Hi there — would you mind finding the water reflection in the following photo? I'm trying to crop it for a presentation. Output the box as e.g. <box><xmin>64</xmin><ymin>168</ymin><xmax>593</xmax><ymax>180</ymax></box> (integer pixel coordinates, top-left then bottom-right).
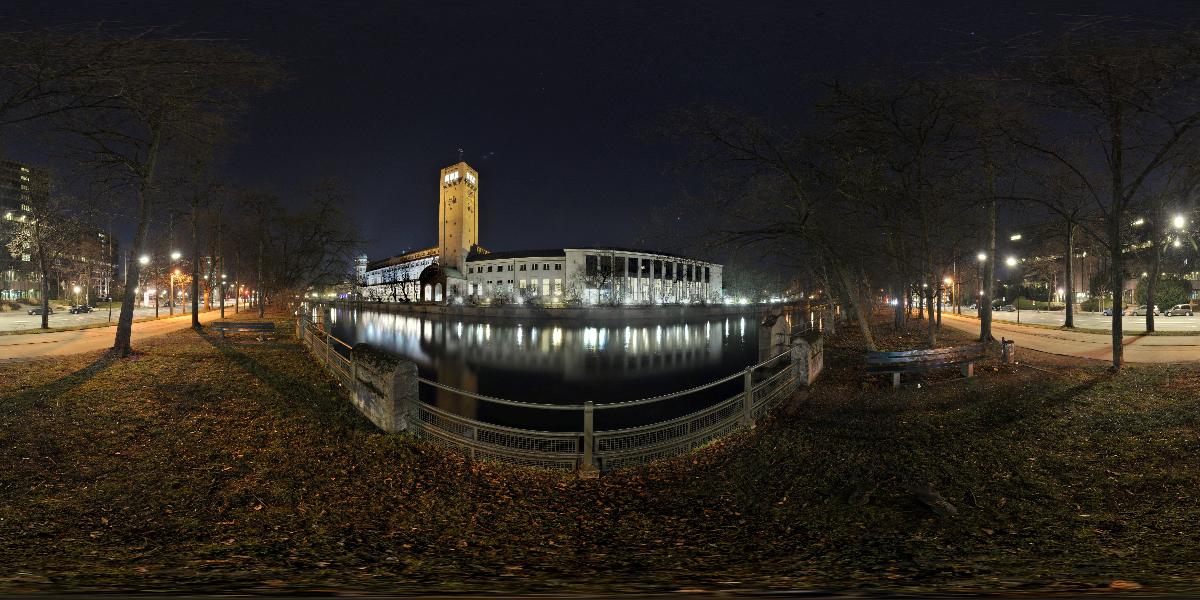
<box><xmin>321</xmin><ymin>306</ymin><xmax>766</xmax><ymax>430</ymax></box>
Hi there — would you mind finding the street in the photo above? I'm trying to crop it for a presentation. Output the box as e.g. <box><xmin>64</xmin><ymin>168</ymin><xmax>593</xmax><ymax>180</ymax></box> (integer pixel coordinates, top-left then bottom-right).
<box><xmin>962</xmin><ymin>308</ymin><xmax>1200</xmax><ymax>332</ymax></box>
<box><xmin>0</xmin><ymin>302</ymin><xmax>238</xmax><ymax>332</ymax></box>
<box><xmin>0</xmin><ymin>309</ymin><xmax>223</xmax><ymax>361</ymax></box>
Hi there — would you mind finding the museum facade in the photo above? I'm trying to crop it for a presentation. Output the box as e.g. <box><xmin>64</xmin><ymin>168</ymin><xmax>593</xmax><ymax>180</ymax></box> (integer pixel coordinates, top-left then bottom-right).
<box><xmin>357</xmin><ymin>161</ymin><xmax>722</xmax><ymax>305</ymax></box>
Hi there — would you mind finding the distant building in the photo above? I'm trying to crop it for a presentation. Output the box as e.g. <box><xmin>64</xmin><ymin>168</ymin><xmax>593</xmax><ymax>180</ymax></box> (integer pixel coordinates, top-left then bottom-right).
<box><xmin>0</xmin><ymin>158</ymin><xmax>116</xmax><ymax>301</ymax></box>
<box><xmin>359</xmin><ymin>161</ymin><xmax>723</xmax><ymax>305</ymax></box>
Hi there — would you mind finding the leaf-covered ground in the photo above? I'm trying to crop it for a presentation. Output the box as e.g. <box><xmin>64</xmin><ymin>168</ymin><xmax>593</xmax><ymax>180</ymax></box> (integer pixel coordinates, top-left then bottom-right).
<box><xmin>1</xmin><ymin>313</ymin><xmax>1198</xmax><ymax>594</ymax></box>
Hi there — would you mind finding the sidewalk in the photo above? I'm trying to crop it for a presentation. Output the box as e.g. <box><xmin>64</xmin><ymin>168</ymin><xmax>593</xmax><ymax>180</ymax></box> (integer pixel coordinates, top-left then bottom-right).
<box><xmin>940</xmin><ymin>313</ymin><xmax>1200</xmax><ymax>364</ymax></box>
<box><xmin>0</xmin><ymin>309</ymin><xmax>223</xmax><ymax>362</ymax></box>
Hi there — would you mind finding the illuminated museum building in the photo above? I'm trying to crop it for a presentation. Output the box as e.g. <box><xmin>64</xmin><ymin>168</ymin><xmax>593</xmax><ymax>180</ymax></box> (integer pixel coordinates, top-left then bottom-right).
<box><xmin>357</xmin><ymin>161</ymin><xmax>723</xmax><ymax>305</ymax></box>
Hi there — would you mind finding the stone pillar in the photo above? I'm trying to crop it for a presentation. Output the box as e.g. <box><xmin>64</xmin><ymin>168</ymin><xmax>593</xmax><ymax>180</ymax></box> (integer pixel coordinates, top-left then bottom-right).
<box><xmin>791</xmin><ymin>334</ymin><xmax>824</xmax><ymax>386</ymax></box>
<box><xmin>758</xmin><ymin>312</ymin><xmax>791</xmax><ymax>363</ymax></box>
<box><xmin>349</xmin><ymin>344</ymin><xmax>420</xmax><ymax>432</ymax></box>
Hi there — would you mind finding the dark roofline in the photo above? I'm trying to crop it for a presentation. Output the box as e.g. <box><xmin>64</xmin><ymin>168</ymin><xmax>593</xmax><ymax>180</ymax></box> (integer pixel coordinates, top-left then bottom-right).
<box><xmin>467</xmin><ymin>248</ymin><xmax>565</xmax><ymax>261</ymax></box>
<box><xmin>366</xmin><ymin>246</ymin><xmax>437</xmax><ymax>271</ymax></box>
<box><xmin>565</xmin><ymin>246</ymin><xmax>717</xmax><ymax>263</ymax></box>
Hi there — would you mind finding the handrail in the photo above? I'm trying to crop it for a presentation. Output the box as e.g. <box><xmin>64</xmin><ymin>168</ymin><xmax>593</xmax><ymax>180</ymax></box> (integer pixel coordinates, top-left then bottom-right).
<box><xmin>297</xmin><ymin>312</ymin><xmax>796</xmax><ymax>412</ymax></box>
<box><xmin>416</xmin><ymin>378</ymin><xmax>585</xmax><ymax>411</ymax></box>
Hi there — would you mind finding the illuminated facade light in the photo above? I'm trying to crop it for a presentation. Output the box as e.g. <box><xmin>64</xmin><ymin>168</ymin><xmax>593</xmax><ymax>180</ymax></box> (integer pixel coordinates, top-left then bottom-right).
<box><xmin>1009</xmin><ymin>233</ymin><xmax>1022</xmax><ymax>241</ymax></box>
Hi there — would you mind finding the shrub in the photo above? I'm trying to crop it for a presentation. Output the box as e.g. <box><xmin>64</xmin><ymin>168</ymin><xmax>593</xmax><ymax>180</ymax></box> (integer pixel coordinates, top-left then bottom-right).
<box><xmin>1135</xmin><ymin>276</ymin><xmax>1191</xmax><ymax>311</ymax></box>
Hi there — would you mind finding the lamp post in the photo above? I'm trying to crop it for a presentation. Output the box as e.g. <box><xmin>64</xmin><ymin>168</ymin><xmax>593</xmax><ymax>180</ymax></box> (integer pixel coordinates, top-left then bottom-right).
<box><xmin>168</xmin><ymin>251</ymin><xmax>181</xmax><ymax>315</ymax></box>
<box><xmin>72</xmin><ymin>285</ymin><xmax>81</xmax><ymax>306</ymax></box>
<box><xmin>1005</xmin><ymin>256</ymin><xmax>1021</xmax><ymax>324</ymax></box>
<box><xmin>138</xmin><ymin>255</ymin><xmax>151</xmax><ymax>312</ymax></box>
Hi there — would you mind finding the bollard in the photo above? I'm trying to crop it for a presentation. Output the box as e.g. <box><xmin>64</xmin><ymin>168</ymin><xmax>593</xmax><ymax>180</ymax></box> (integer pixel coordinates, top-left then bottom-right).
<box><xmin>580</xmin><ymin>401</ymin><xmax>598</xmax><ymax>476</ymax></box>
<box><xmin>1001</xmin><ymin>337</ymin><xmax>1016</xmax><ymax>364</ymax></box>
<box><xmin>742</xmin><ymin>367</ymin><xmax>755</xmax><ymax>427</ymax></box>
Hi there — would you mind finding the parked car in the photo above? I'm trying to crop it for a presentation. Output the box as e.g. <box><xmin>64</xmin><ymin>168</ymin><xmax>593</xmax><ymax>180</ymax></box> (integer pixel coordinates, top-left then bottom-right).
<box><xmin>1124</xmin><ymin>304</ymin><xmax>1160</xmax><ymax>316</ymax></box>
<box><xmin>1102</xmin><ymin>307</ymin><xmax>1114</xmax><ymax>316</ymax></box>
<box><xmin>1164</xmin><ymin>304</ymin><xmax>1194</xmax><ymax>317</ymax></box>
<box><xmin>69</xmin><ymin>304</ymin><xmax>94</xmax><ymax>314</ymax></box>
<box><xmin>27</xmin><ymin>306</ymin><xmax>54</xmax><ymax>315</ymax></box>
<box><xmin>997</xmin><ymin>304</ymin><xmax>1016</xmax><ymax>312</ymax></box>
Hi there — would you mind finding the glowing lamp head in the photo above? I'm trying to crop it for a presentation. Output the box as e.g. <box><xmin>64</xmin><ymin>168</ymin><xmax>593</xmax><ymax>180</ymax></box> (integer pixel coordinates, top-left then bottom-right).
<box><xmin>977</xmin><ymin>252</ymin><xmax>987</xmax><ymax>262</ymax></box>
<box><xmin>1005</xmin><ymin>257</ymin><xmax>1018</xmax><ymax>267</ymax></box>
<box><xmin>138</xmin><ymin>255</ymin><xmax>149</xmax><ymax>265</ymax></box>
<box><xmin>170</xmin><ymin>251</ymin><xmax>181</xmax><ymax>260</ymax></box>
<box><xmin>1174</xmin><ymin>214</ymin><xmax>1187</xmax><ymax>229</ymax></box>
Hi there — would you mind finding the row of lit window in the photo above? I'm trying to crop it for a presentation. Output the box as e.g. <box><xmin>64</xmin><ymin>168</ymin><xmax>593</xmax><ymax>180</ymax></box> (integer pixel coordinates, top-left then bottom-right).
<box><xmin>442</xmin><ymin>169</ymin><xmax>478</xmax><ymax>186</ymax></box>
<box><xmin>469</xmin><ymin>262</ymin><xmax>562</xmax><ymax>274</ymax></box>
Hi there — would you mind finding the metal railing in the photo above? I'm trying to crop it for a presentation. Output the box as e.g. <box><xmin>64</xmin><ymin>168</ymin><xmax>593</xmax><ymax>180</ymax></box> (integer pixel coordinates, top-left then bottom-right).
<box><xmin>297</xmin><ymin>313</ymin><xmax>807</xmax><ymax>472</ymax></box>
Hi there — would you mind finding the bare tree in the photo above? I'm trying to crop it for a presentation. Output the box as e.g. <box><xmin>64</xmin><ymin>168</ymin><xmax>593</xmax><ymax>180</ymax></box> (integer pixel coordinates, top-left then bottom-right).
<box><xmin>44</xmin><ymin>29</ymin><xmax>281</xmax><ymax>355</ymax></box>
<box><xmin>1</xmin><ymin>190</ymin><xmax>89</xmax><ymax>328</ymax></box>
<box><xmin>1009</xmin><ymin>19</ymin><xmax>1200</xmax><ymax>368</ymax></box>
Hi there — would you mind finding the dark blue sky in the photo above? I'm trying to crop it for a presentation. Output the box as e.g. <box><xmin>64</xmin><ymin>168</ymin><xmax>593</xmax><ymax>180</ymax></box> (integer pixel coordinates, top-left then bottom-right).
<box><xmin>5</xmin><ymin>0</ymin><xmax>1194</xmax><ymax>261</ymax></box>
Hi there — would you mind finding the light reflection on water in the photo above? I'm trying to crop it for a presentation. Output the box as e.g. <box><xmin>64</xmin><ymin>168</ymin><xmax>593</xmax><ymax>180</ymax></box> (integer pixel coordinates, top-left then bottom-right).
<box><xmin>321</xmin><ymin>307</ymin><xmax>766</xmax><ymax>430</ymax></box>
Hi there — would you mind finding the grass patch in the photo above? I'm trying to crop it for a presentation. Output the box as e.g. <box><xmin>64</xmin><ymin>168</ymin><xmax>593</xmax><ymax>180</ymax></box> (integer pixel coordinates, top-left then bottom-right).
<box><xmin>0</xmin><ymin>314</ymin><xmax>1198</xmax><ymax>593</ymax></box>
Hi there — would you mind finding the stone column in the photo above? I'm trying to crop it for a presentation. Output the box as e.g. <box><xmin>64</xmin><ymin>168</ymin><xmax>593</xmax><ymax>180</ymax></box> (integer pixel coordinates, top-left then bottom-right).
<box><xmin>350</xmin><ymin>344</ymin><xmax>420</xmax><ymax>432</ymax></box>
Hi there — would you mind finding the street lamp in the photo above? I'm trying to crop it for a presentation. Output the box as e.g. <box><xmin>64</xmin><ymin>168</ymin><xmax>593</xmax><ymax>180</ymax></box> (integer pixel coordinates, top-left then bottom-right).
<box><xmin>170</xmin><ymin>268</ymin><xmax>181</xmax><ymax>316</ymax></box>
<box><xmin>1009</xmin><ymin>233</ymin><xmax>1022</xmax><ymax>241</ymax></box>
<box><xmin>170</xmin><ymin>251</ymin><xmax>181</xmax><ymax>261</ymax></box>
<box><xmin>72</xmin><ymin>285</ymin><xmax>81</xmax><ymax>305</ymax></box>
<box><xmin>1173</xmin><ymin>214</ymin><xmax>1186</xmax><ymax>230</ymax></box>
<box><xmin>1006</xmin><ymin>256</ymin><xmax>1018</xmax><ymax>267</ymax></box>
<box><xmin>138</xmin><ymin>255</ymin><xmax>149</xmax><ymax>265</ymax></box>
<box><xmin>977</xmin><ymin>252</ymin><xmax>987</xmax><ymax>262</ymax></box>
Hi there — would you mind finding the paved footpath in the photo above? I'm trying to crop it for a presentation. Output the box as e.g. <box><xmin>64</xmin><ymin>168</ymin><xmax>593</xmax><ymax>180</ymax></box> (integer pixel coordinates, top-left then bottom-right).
<box><xmin>941</xmin><ymin>313</ymin><xmax>1200</xmax><ymax>364</ymax></box>
<box><xmin>0</xmin><ymin>310</ymin><xmax>223</xmax><ymax>362</ymax></box>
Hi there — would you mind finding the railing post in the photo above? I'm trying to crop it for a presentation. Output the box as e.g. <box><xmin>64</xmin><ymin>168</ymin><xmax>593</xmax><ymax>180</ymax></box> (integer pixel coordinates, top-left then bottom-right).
<box><xmin>581</xmin><ymin>401</ymin><xmax>598</xmax><ymax>476</ymax></box>
<box><xmin>741</xmin><ymin>367</ymin><xmax>755</xmax><ymax>428</ymax></box>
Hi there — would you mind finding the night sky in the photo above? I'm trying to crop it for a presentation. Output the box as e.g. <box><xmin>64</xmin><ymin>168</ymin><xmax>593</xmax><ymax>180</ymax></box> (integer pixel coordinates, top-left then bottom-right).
<box><xmin>5</xmin><ymin>1</ymin><xmax>1193</xmax><ymax>262</ymax></box>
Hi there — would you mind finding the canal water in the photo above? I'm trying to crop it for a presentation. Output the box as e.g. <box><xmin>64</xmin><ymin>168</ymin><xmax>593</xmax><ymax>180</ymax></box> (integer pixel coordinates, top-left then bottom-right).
<box><xmin>318</xmin><ymin>305</ymin><xmax>796</xmax><ymax>431</ymax></box>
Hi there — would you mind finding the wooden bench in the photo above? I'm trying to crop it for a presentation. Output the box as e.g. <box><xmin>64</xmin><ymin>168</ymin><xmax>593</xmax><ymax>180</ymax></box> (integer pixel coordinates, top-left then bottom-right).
<box><xmin>866</xmin><ymin>343</ymin><xmax>986</xmax><ymax>388</ymax></box>
<box><xmin>210</xmin><ymin>321</ymin><xmax>276</xmax><ymax>338</ymax></box>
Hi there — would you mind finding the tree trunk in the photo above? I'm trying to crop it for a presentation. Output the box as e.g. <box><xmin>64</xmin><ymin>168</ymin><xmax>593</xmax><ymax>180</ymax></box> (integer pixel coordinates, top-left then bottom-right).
<box><xmin>1064</xmin><ymin>221</ymin><xmax>1075</xmax><ymax>328</ymax></box>
<box><xmin>257</xmin><ymin>236</ymin><xmax>265</xmax><ymax>319</ymax></box>
<box><xmin>217</xmin><ymin>213</ymin><xmax>225</xmax><ymax>320</ymax></box>
<box><xmin>936</xmin><ymin>282</ymin><xmax>943</xmax><ymax>329</ymax></box>
<box><xmin>113</xmin><ymin>126</ymin><xmax>161</xmax><ymax>357</ymax></box>
<box><xmin>191</xmin><ymin>201</ymin><xmax>201</xmax><ymax>329</ymax></box>
<box><xmin>1109</xmin><ymin>219</ymin><xmax>1124</xmax><ymax>369</ymax></box>
<box><xmin>926</xmin><ymin>285</ymin><xmax>937</xmax><ymax>347</ymax></box>
<box><xmin>981</xmin><ymin>168</ymin><xmax>996</xmax><ymax>342</ymax></box>
<box><xmin>833</xmin><ymin>261</ymin><xmax>874</xmax><ymax>350</ymax></box>
<box><xmin>1146</xmin><ymin>233</ymin><xmax>1161</xmax><ymax>333</ymax></box>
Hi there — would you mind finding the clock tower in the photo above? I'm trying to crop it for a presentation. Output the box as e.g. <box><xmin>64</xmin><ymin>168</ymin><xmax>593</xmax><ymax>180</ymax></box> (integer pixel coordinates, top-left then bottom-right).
<box><xmin>438</xmin><ymin>161</ymin><xmax>479</xmax><ymax>272</ymax></box>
